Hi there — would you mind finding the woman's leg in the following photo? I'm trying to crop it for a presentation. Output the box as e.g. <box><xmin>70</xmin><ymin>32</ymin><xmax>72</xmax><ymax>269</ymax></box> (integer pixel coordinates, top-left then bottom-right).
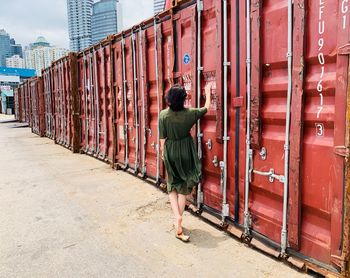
<box><xmin>177</xmin><ymin>194</ymin><xmax>187</xmax><ymax>216</ymax></box>
<box><xmin>169</xmin><ymin>190</ymin><xmax>182</xmax><ymax>234</ymax></box>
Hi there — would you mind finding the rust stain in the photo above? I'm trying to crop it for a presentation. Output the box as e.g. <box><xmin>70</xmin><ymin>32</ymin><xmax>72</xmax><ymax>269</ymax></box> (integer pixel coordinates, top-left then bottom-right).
<box><xmin>341</xmin><ymin>56</ymin><xmax>350</xmax><ymax>278</ymax></box>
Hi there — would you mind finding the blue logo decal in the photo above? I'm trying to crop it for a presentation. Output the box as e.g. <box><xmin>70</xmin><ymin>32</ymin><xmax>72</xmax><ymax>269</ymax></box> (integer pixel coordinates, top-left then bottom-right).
<box><xmin>183</xmin><ymin>53</ymin><xmax>191</xmax><ymax>65</ymax></box>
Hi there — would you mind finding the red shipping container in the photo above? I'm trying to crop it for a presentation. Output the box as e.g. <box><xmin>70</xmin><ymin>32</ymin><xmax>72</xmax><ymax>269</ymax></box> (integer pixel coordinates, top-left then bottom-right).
<box><xmin>42</xmin><ymin>67</ymin><xmax>56</xmax><ymax>139</ymax></box>
<box><xmin>78</xmin><ymin>43</ymin><xmax>114</xmax><ymax>161</ymax></box>
<box><xmin>29</xmin><ymin>77</ymin><xmax>45</xmax><ymax>137</ymax></box>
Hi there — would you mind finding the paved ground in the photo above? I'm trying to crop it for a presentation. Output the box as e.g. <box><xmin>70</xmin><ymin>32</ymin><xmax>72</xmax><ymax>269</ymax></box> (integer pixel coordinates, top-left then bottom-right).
<box><xmin>0</xmin><ymin>114</ymin><xmax>310</xmax><ymax>278</ymax></box>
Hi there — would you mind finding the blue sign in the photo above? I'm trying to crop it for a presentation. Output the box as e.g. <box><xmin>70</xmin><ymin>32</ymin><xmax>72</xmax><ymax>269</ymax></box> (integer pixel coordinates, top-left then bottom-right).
<box><xmin>183</xmin><ymin>53</ymin><xmax>191</xmax><ymax>65</ymax></box>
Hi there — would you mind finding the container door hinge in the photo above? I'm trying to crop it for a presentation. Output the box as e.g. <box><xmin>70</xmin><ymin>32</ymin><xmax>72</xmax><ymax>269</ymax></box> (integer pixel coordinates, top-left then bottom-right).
<box><xmin>334</xmin><ymin>146</ymin><xmax>350</xmax><ymax>158</ymax></box>
<box><xmin>198</xmin><ymin>190</ymin><xmax>204</xmax><ymax>204</ymax></box>
<box><xmin>222</xmin><ymin>203</ymin><xmax>229</xmax><ymax>217</ymax></box>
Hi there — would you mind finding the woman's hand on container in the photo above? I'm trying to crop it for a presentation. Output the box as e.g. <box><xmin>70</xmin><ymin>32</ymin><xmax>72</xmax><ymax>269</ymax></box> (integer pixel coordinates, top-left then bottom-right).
<box><xmin>204</xmin><ymin>82</ymin><xmax>212</xmax><ymax>110</ymax></box>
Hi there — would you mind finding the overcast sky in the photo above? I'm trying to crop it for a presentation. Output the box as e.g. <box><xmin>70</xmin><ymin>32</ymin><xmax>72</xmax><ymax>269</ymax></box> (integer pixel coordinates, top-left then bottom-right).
<box><xmin>0</xmin><ymin>0</ymin><xmax>154</xmax><ymax>49</ymax></box>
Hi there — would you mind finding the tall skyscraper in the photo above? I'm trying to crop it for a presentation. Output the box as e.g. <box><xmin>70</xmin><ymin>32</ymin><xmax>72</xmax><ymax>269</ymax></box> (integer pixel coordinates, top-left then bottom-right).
<box><xmin>154</xmin><ymin>0</ymin><xmax>166</xmax><ymax>14</ymax></box>
<box><xmin>91</xmin><ymin>0</ymin><xmax>121</xmax><ymax>44</ymax></box>
<box><xmin>0</xmin><ymin>29</ymin><xmax>11</xmax><ymax>67</ymax></box>
<box><xmin>67</xmin><ymin>0</ymin><xmax>94</xmax><ymax>52</ymax></box>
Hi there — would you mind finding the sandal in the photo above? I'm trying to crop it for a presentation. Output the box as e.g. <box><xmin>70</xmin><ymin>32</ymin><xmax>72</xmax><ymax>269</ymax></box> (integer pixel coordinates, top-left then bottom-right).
<box><xmin>176</xmin><ymin>232</ymin><xmax>190</xmax><ymax>242</ymax></box>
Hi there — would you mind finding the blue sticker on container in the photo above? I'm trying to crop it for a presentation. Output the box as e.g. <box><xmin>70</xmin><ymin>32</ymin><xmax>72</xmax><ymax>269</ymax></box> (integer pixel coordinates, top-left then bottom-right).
<box><xmin>183</xmin><ymin>53</ymin><xmax>191</xmax><ymax>65</ymax></box>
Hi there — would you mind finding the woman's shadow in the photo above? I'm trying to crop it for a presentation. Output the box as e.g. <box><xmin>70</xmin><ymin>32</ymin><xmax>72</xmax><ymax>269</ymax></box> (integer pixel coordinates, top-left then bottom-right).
<box><xmin>182</xmin><ymin>227</ymin><xmax>228</xmax><ymax>249</ymax></box>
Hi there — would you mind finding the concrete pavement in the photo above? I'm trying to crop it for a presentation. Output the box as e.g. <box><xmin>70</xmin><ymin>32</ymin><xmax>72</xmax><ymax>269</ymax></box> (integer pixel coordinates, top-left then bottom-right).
<box><xmin>0</xmin><ymin>114</ymin><xmax>310</xmax><ymax>278</ymax></box>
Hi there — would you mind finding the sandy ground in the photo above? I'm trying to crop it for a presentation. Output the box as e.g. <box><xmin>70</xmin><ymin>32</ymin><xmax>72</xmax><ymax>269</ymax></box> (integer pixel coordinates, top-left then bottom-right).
<box><xmin>0</xmin><ymin>114</ymin><xmax>310</xmax><ymax>278</ymax></box>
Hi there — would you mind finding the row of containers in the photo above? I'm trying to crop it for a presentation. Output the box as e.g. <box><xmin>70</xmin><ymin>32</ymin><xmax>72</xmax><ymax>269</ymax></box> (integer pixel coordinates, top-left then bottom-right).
<box><xmin>14</xmin><ymin>0</ymin><xmax>350</xmax><ymax>276</ymax></box>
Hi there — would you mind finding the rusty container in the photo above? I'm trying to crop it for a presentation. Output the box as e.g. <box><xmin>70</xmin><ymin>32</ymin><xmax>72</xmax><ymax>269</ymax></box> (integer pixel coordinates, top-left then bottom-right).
<box><xmin>46</xmin><ymin>54</ymin><xmax>80</xmax><ymax>152</ymax></box>
<box><xmin>29</xmin><ymin>77</ymin><xmax>46</xmax><ymax>137</ymax></box>
<box><xmin>231</xmin><ymin>0</ymin><xmax>350</xmax><ymax>276</ymax></box>
<box><xmin>77</xmin><ymin>42</ymin><xmax>114</xmax><ymax>162</ymax></box>
<box><xmin>14</xmin><ymin>87</ymin><xmax>21</xmax><ymax>122</ymax></box>
<box><xmin>22</xmin><ymin>81</ymin><xmax>32</xmax><ymax>126</ymax></box>
<box><xmin>15</xmin><ymin>0</ymin><xmax>350</xmax><ymax>276</ymax></box>
<box><xmin>42</xmin><ymin>67</ymin><xmax>56</xmax><ymax>139</ymax></box>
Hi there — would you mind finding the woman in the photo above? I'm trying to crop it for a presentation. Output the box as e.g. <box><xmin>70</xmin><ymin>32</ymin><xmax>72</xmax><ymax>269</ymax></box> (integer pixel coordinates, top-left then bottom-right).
<box><xmin>159</xmin><ymin>83</ymin><xmax>212</xmax><ymax>242</ymax></box>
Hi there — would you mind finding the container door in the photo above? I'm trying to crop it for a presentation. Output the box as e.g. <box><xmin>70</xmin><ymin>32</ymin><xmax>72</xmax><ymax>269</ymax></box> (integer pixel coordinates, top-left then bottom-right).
<box><xmin>199</xmin><ymin>0</ymin><xmax>227</xmax><ymax>214</ymax></box>
<box><xmin>125</xmin><ymin>36</ymin><xmax>137</xmax><ymax>171</ymax></box>
<box><xmin>104</xmin><ymin>44</ymin><xmax>114</xmax><ymax>163</ymax></box>
<box><xmin>115</xmin><ymin>41</ymin><xmax>128</xmax><ymax>168</ymax></box>
<box><xmin>244</xmin><ymin>0</ymin><xmax>348</xmax><ymax>268</ymax></box>
<box><xmin>94</xmin><ymin>46</ymin><xmax>110</xmax><ymax>160</ymax></box>
<box><xmin>172</xmin><ymin>4</ymin><xmax>197</xmax><ymax>193</ymax></box>
<box><xmin>142</xmin><ymin>24</ymin><xmax>163</xmax><ymax>181</ymax></box>
<box><xmin>295</xmin><ymin>0</ymin><xmax>348</xmax><ymax>266</ymax></box>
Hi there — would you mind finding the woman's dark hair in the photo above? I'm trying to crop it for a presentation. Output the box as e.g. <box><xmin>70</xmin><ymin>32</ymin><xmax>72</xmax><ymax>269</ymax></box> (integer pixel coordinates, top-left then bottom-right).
<box><xmin>166</xmin><ymin>84</ymin><xmax>187</xmax><ymax>111</ymax></box>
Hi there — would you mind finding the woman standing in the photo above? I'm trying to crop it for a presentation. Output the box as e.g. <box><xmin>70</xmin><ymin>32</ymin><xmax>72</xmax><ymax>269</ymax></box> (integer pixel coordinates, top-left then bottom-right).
<box><xmin>159</xmin><ymin>83</ymin><xmax>212</xmax><ymax>242</ymax></box>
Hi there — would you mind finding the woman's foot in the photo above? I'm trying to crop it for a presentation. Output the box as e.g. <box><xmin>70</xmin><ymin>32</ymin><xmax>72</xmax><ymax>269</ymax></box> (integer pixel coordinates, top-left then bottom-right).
<box><xmin>174</xmin><ymin>216</ymin><xmax>183</xmax><ymax>235</ymax></box>
<box><xmin>175</xmin><ymin>231</ymin><xmax>190</xmax><ymax>242</ymax></box>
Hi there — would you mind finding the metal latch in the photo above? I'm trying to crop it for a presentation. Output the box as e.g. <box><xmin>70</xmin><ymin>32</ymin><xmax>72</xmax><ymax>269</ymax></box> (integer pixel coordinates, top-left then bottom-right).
<box><xmin>206</xmin><ymin>139</ymin><xmax>212</xmax><ymax>150</ymax></box>
<box><xmin>334</xmin><ymin>146</ymin><xmax>350</xmax><ymax>158</ymax></box>
<box><xmin>259</xmin><ymin>147</ymin><xmax>267</xmax><ymax>160</ymax></box>
<box><xmin>253</xmin><ymin>168</ymin><xmax>285</xmax><ymax>183</ymax></box>
<box><xmin>212</xmin><ymin>155</ymin><xmax>218</xmax><ymax>167</ymax></box>
<box><xmin>338</xmin><ymin>43</ymin><xmax>350</xmax><ymax>55</ymax></box>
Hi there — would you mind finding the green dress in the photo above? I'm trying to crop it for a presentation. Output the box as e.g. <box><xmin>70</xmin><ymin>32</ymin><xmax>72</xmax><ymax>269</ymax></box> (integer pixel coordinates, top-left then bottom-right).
<box><xmin>159</xmin><ymin>107</ymin><xmax>208</xmax><ymax>195</ymax></box>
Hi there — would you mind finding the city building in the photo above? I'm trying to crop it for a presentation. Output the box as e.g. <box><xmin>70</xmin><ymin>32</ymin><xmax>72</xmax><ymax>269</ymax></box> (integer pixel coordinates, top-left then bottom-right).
<box><xmin>91</xmin><ymin>0</ymin><xmax>121</xmax><ymax>44</ymax></box>
<box><xmin>30</xmin><ymin>36</ymin><xmax>50</xmax><ymax>49</ymax></box>
<box><xmin>6</xmin><ymin>55</ymin><xmax>25</xmax><ymax>68</ymax></box>
<box><xmin>154</xmin><ymin>0</ymin><xmax>166</xmax><ymax>14</ymax></box>
<box><xmin>0</xmin><ymin>87</ymin><xmax>14</xmax><ymax>115</ymax></box>
<box><xmin>67</xmin><ymin>0</ymin><xmax>94</xmax><ymax>51</ymax></box>
<box><xmin>0</xmin><ymin>66</ymin><xmax>35</xmax><ymax>114</ymax></box>
<box><xmin>0</xmin><ymin>29</ymin><xmax>11</xmax><ymax>67</ymax></box>
<box><xmin>0</xmin><ymin>30</ymin><xmax>24</xmax><ymax>67</ymax></box>
<box><xmin>24</xmin><ymin>37</ymin><xmax>69</xmax><ymax>76</ymax></box>
<box><xmin>0</xmin><ymin>67</ymin><xmax>35</xmax><ymax>91</ymax></box>
<box><xmin>10</xmin><ymin>38</ymin><xmax>23</xmax><ymax>58</ymax></box>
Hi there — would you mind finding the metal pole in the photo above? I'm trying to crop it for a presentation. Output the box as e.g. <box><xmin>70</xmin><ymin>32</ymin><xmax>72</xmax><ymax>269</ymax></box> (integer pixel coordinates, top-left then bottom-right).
<box><xmin>59</xmin><ymin>64</ymin><xmax>64</xmax><ymax>143</ymax></box>
<box><xmin>244</xmin><ymin>0</ymin><xmax>252</xmax><ymax>235</ymax></box>
<box><xmin>89</xmin><ymin>53</ymin><xmax>95</xmax><ymax>153</ymax></box>
<box><xmin>93</xmin><ymin>49</ymin><xmax>100</xmax><ymax>154</ymax></box>
<box><xmin>132</xmin><ymin>33</ymin><xmax>140</xmax><ymax>172</ymax></box>
<box><xmin>61</xmin><ymin>64</ymin><xmax>66</xmax><ymax>146</ymax></box>
<box><xmin>121</xmin><ymin>38</ymin><xmax>129</xmax><ymax>168</ymax></box>
<box><xmin>101</xmin><ymin>46</ymin><xmax>107</xmax><ymax>158</ymax></box>
<box><xmin>139</xmin><ymin>29</ymin><xmax>147</xmax><ymax>176</ymax></box>
<box><xmin>222</xmin><ymin>0</ymin><xmax>230</xmax><ymax>219</ymax></box>
<box><xmin>281</xmin><ymin>0</ymin><xmax>293</xmax><ymax>254</ymax></box>
<box><xmin>154</xmin><ymin>18</ymin><xmax>161</xmax><ymax>182</ymax></box>
<box><xmin>83</xmin><ymin>54</ymin><xmax>89</xmax><ymax>152</ymax></box>
<box><xmin>196</xmin><ymin>0</ymin><xmax>204</xmax><ymax>209</ymax></box>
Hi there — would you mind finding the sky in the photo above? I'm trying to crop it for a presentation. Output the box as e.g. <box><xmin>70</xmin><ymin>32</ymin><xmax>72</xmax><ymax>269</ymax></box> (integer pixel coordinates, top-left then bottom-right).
<box><xmin>0</xmin><ymin>0</ymin><xmax>154</xmax><ymax>49</ymax></box>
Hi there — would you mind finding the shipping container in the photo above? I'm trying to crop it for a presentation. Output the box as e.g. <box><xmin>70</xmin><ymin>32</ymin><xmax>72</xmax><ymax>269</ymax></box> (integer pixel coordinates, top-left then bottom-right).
<box><xmin>47</xmin><ymin>54</ymin><xmax>80</xmax><ymax>152</ymax></box>
<box><xmin>14</xmin><ymin>0</ymin><xmax>350</xmax><ymax>276</ymax></box>
<box><xmin>238</xmin><ymin>0</ymin><xmax>350</xmax><ymax>275</ymax></box>
<box><xmin>29</xmin><ymin>77</ymin><xmax>45</xmax><ymax>137</ymax></box>
<box><xmin>78</xmin><ymin>43</ymin><xmax>113</xmax><ymax>161</ymax></box>
<box><xmin>14</xmin><ymin>87</ymin><xmax>21</xmax><ymax>122</ymax></box>
<box><xmin>42</xmin><ymin>67</ymin><xmax>56</xmax><ymax>139</ymax></box>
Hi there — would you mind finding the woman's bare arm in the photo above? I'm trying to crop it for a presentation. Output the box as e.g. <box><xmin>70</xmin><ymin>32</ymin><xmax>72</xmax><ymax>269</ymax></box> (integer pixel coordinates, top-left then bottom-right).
<box><xmin>160</xmin><ymin>138</ymin><xmax>166</xmax><ymax>160</ymax></box>
<box><xmin>204</xmin><ymin>83</ymin><xmax>212</xmax><ymax>110</ymax></box>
